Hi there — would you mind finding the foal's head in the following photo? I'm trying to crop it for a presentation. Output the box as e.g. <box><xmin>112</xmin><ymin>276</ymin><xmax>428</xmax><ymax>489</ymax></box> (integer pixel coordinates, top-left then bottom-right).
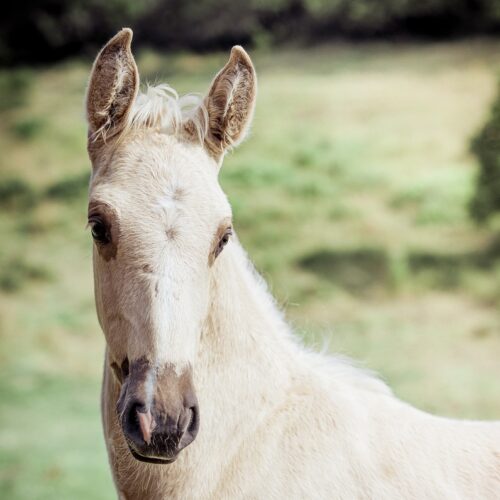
<box><xmin>86</xmin><ymin>29</ymin><xmax>256</xmax><ymax>463</ymax></box>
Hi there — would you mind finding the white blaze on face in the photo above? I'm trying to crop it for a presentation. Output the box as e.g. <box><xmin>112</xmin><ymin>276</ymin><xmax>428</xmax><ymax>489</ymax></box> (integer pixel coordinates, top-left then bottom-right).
<box><xmin>151</xmin><ymin>273</ymin><xmax>205</xmax><ymax>375</ymax></box>
<box><xmin>128</xmin><ymin>178</ymin><xmax>211</xmax><ymax>374</ymax></box>
<box><xmin>157</xmin><ymin>182</ymin><xmax>180</xmax><ymax>214</ymax></box>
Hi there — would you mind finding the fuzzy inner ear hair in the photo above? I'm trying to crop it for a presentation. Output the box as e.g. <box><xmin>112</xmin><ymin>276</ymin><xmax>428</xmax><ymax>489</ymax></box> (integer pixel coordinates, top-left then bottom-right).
<box><xmin>202</xmin><ymin>46</ymin><xmax>257</xmax><ymax>160</ymax></box>
<box><xmin>86</xmin><ymin>28</ymin><xmax>139</xmax><ymax>142</ymax></box>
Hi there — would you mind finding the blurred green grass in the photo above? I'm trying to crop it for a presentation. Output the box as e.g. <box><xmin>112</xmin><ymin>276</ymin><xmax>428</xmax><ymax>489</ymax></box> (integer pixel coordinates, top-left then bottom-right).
<box><xmin>1</xmin><ymin>40</ymin><xmax>500</xmax><ymax>498</ymax></box>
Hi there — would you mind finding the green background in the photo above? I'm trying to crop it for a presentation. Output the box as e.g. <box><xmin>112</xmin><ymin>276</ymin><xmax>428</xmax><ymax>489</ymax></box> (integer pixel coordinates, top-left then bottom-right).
<box><xmin>1</xmin><ymin>38</ymin><xmax>500</xmax><ymax>498</ymax></box>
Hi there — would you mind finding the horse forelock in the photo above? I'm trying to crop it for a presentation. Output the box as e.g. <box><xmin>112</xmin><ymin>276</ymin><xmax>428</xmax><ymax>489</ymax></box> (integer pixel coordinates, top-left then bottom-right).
<box><xmin>125</xmin><ymin>84</ymin><xmax>208</xmax><ymax>144</ymax></box>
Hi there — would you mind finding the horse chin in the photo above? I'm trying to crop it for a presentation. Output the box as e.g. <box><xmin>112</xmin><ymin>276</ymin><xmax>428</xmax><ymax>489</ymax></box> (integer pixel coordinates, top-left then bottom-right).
<box><xmin>128</xmin><ymin>445</ymin><xmax>178</xmax><ymax>465</ymax></box>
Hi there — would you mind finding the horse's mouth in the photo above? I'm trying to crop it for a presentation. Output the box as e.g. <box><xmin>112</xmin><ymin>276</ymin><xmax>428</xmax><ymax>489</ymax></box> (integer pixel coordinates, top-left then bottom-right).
<box><xmin>127</xmin><ymin>443</ymin><xmax>178</xmax><ymax>465</ymax></box>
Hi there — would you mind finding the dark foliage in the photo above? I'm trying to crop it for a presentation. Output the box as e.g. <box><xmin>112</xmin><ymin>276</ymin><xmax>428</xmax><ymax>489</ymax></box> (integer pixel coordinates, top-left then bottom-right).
<box><xmin>0</xmin><ymin>178</ymin><xmax>38</xmax><ymax>210</ymax></box>
<box><xmin>470</xmin><ymin>80</ymin><xmax>500</xmax><ymax>224</ymax></box>
<box><xmin>0</xmin><ymin>69</ymin><xmax>32</xmax><ymax>109</ymax></box>
<box><xmin>0</xmin><ymin>257</ymin><xmax>51</xmax><ymax>292</ymax></box>
<box><xmin>298</xmin><ymin>247</ymin><xmax>391</xmax><ymax>294</ymax></box>
<box><xmin>45</xmin><ymin>172</ymin><xmax>90</xmax><ymax>201</ymax></box>
<box><xmin>2</xmin><ymin>0</ymin><xmax>500</xmax><ymax>66</ymax></box>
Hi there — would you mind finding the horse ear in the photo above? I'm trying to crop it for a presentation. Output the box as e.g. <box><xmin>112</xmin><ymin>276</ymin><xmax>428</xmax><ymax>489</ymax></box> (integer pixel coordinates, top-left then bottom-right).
<box><xmin>86</xmin><ymin>28</ymin><xmax>139</xmax><ymax>141</ymax></box>
<box><xmin>202</xmin><ymin>46</ymin><xmax>257</xmax><ymax>160</ymax></box>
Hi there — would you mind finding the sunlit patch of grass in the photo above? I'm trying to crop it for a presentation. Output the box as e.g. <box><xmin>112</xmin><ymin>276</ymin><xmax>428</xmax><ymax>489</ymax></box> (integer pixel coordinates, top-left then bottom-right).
<box><xmin>223</xmin><ymin>158</ymin><xmax>286</xmax><ymax>188</ymax></box>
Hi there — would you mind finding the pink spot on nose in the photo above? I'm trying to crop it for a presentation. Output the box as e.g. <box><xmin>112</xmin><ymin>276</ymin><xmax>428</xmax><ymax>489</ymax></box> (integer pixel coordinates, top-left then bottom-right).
<box><xmin>137</xmin><ymin>409</ymin><xmax>155</xmax><ymax>445</ymax></box>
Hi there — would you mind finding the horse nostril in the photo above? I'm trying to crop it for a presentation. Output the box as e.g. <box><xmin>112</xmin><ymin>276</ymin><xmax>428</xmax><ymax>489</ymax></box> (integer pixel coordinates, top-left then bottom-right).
<box><xmin>178</xmin><ymin>404</ymin><xmax>200</xmax><ymax>450</ymax></box>
<box><xmin>123</xmin><ymin>401</ymin><xmax>145</xmax><ymax>444</ymax></box>
<box><xmin>188</xmin><ymin>405</ymin><xmax>199</xmax><ymax>435</ymax></box>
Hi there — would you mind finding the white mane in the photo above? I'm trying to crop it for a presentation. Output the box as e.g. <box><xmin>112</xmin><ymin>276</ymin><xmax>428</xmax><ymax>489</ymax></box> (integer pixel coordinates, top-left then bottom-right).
<box><xmin>128</xmin><ymin>84</ymin><xmax>208</xmax><ymax>143</ymax></box>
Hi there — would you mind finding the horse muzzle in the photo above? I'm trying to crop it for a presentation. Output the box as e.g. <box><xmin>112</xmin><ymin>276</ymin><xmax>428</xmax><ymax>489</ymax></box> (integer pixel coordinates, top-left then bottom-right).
<box><xmin>115</xmin><ymin>357</ymin><xmax>199</xmax><ymax>464</ymax></box>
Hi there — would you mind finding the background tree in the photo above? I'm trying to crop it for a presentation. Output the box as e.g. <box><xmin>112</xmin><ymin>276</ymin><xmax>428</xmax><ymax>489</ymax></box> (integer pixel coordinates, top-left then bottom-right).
<box><xmin>2</xmin><ymin>0</ymin><xmax>500</xmax><ymax>65</ymax></box>
<box><xmin>470</xmin><ymin>81</ymin><xmax>500</xmax><ymax>224</ymax></box>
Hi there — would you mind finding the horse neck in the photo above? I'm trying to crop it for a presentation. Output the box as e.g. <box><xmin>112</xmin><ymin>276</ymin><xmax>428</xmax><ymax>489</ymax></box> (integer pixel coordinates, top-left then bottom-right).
<box><xmin>196</xmin><ymin>237</ymin><xmax>295</xmax><ymax>423</ymax></box>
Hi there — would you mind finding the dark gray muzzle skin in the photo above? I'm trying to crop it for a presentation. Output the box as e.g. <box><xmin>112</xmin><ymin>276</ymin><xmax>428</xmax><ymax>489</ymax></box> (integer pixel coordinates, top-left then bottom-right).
<box><xmin>114</xmin><ymin>357</ymin><xmax>199</xmax><ymax>464</ymax></box>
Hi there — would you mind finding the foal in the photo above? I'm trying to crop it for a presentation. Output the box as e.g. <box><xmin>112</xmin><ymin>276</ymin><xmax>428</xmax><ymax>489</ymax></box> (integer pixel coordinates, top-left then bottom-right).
<box><xmin>86</xmin><ymin>29</ymin><xmax>500</xmax><ymax>499</ymax></box>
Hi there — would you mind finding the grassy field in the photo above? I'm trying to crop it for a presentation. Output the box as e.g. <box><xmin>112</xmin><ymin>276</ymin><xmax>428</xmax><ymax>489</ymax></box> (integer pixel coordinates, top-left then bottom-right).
<box><xmin>1</xmin><ymin>40</ymin><xmax>500</xmax><ymax>498</ymax></box>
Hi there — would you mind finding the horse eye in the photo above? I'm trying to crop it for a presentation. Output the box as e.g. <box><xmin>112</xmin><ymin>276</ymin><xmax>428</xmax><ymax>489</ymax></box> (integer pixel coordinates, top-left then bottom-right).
<box><xmin>89</xmin><ymin>218</ymin><xmax>110</xmax><ymax>244</ymax></box>
<box><xmin>215</xmin><ymin>227</ymin><xmax>232</xmax><ymax>259</ymax></box>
